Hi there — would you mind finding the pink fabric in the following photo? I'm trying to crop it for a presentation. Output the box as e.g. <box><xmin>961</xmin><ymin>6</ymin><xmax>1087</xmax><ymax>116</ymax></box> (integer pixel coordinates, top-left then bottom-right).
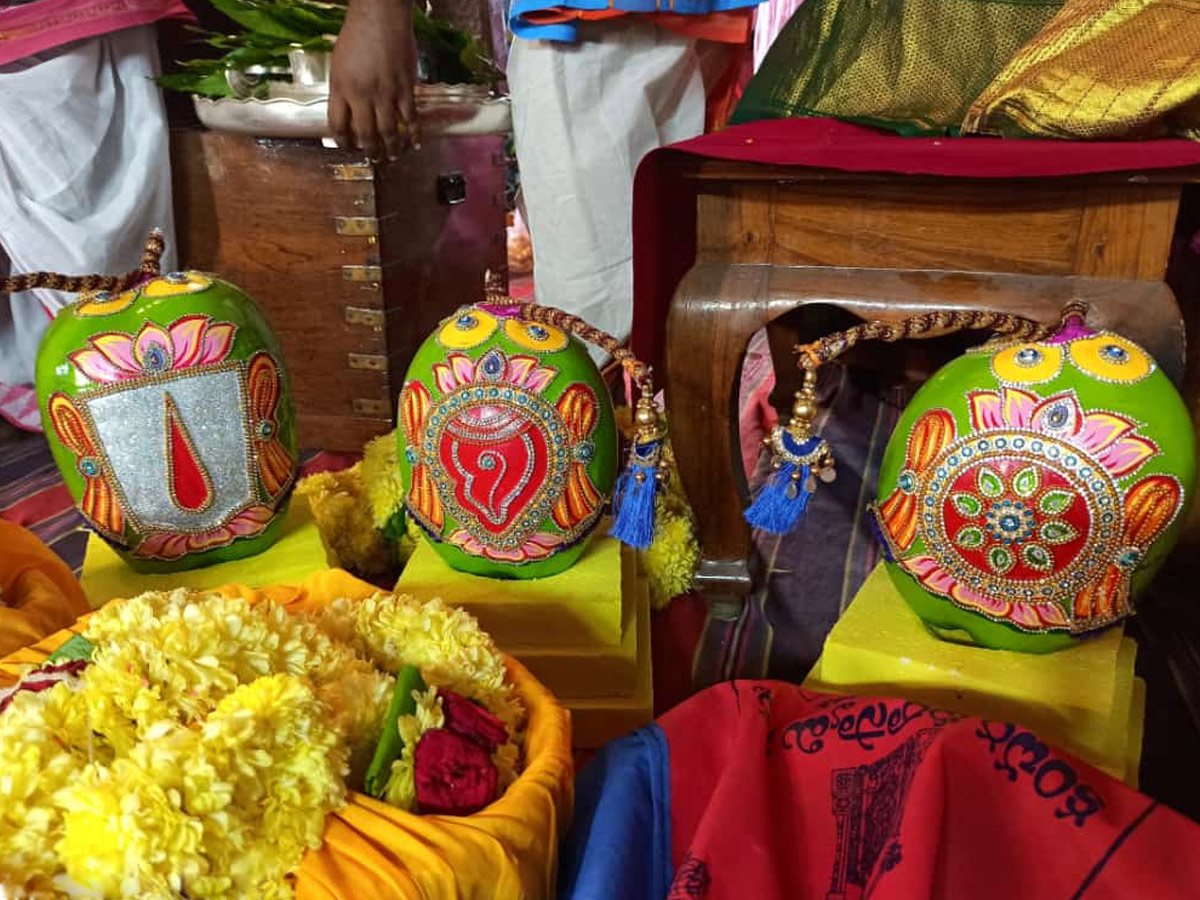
<box><xmin>738</xmin><ymin>329</ymin><xmax>777</xmax><ymax>476</ymax></box>
<box><xmin>751</xmin><ymin>0</ymin><xmax>806</xmax><ymax>71</ymax></box>
<box><xmin>0</xmin><ymin>0</ymin><xmax>192</xmax><ymax>66</ymax></box>
<box><xmin>0</xmin><ymin>384</ymin><xmax>41</xmax><ymax>433</ymax></box>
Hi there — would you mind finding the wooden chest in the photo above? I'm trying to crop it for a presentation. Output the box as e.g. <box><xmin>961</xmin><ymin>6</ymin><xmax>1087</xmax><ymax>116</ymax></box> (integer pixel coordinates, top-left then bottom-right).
<box><xmin>170</xmin><ymin>128</ymin><xmax>508</xmax><ymax>452</ymax></box>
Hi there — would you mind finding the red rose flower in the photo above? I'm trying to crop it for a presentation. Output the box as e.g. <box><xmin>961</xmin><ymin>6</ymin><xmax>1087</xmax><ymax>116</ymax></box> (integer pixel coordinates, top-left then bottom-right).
<box><xmin>0</xmin><ymin>659</ymin><xmax>90</xmax><ymax>714</ymax></box>
<box><xmin>414</xmin><ymin>728</ymin><xmax>499</xmax><ymax>815</ymax></box>
<box><xmin>439</xmin><ymin>689</ymin><xmax>509</xmax><ymax>750</ymax></box>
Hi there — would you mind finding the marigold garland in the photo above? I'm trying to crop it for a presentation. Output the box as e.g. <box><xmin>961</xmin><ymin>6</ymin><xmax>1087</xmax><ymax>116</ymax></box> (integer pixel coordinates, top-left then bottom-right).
<box><xmin>0</xmin><ymin>588</ymin><xmax>524</xmax><ymax>900</ymax></box>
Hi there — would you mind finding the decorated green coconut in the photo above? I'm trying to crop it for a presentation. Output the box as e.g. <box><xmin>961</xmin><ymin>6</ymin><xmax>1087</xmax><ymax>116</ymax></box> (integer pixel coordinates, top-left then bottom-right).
<box><xmin>748</xmin><ymin>304</ymin><xmax>1196</xmax><ymax>653</ymax></box>
<box><xmin>397</xmin><ymin>296</ymin><xmax>664</xmax><ymax>579</ymax></box>
<box><xmin>30</xmin><ymin>235</ymin><xmax>298</xmax><ymax>573</ymax></box>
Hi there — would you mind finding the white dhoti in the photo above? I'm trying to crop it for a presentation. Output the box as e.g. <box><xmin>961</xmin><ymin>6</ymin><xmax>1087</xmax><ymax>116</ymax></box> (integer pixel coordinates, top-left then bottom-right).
<box><xmin>508</xmin><ymin>19</ymin><xmax>710</xmax><ymax>350</ymax></box>
<box><xmin>0</xmin><ymin>24</ymin><xmax>176</xmax><ymax>427</ymax></box>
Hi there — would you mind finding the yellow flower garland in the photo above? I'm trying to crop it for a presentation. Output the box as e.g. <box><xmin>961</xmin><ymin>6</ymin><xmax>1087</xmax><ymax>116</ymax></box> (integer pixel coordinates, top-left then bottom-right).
<box><xmin>0</xmin><ymin>588</ymin><xmax>524</xmax><ymax>900</ymax></box>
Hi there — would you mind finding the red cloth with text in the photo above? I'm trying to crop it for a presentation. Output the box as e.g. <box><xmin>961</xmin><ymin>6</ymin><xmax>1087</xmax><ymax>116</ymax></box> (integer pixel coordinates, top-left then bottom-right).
<box><xmin>631</xmin><ymin>118</ymin><xmax>1200</xmax><ymax>373</ymax></box>
<box><xmin>659</xmin><ymin>681</ymin><xmax>1200</xmax><ymax>899</ymax></box>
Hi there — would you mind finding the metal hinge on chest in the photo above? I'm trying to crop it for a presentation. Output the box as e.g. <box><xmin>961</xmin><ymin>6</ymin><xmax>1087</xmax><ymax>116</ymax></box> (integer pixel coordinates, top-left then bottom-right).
<box><xmin>334</xmin><ymin>216</ymin><xmax>379</xmax><ymax>236</ymax></box>
<box><xmin>352</xmin><ymin>398</ymin><xmax>391</xmax><ymax>416</ymax></box>
<box><xmin>348</xmin><ymin>353</ymin><xmax>388</xmax><ymax>371</ymax></box>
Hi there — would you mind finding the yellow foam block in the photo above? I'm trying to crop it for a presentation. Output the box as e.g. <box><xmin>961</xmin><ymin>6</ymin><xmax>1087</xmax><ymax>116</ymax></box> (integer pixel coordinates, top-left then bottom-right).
<box><xmin>80</xmin><ymin>502</ymin><xmax>334</xmax><ymax>609</ymax></box>
<box><xmin>1126</xmin><ymin>677</ymin><xmax>1147</xmax><ymax>789</ymax></box>
<box><xmin>395</xmin><ymin>533</ymin><xmax>626</xmax><ymax>649</ymax></box>
<box><xmin>564</xmin><ymin>564</ymin><xmax>654</xmax><ymax>749</ymax></box>
<box><xmin>804</xmin><ymin>563</ymin><xmax>1142</xmax><ymax>782</ymax></box>
<box><xmin>502</xmin><ymin>547</ymin><xmax>639</xmax><ymax>699</ymax></box>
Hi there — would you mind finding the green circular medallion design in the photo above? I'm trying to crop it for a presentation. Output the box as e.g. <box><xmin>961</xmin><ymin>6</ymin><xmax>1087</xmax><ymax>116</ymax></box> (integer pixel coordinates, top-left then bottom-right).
<box><xmin>873</xmin><ymin>328</ymin><xmax>1195</xmax><ymax>652</ymax></box>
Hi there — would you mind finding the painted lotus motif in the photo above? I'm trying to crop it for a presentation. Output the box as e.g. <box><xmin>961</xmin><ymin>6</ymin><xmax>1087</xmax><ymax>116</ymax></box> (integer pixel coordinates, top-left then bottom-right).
<box><xmin>69</xmin><ymin>315</ymin><xmax>236</xmax><ymax>383</ymax></box>
<box><xmin>399</xmin><ymin>306</ymin><xmax>618</xmax><ymax>577</ymax></box>
<box><xmin>872</xmin><ymin>324</ymin><xmax>1194</xmax><ymax>650</ymax></box>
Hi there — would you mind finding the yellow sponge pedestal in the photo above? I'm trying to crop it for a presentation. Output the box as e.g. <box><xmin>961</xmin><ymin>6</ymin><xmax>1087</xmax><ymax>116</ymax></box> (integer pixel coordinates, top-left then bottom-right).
<box><xmin>396</xmin><ymin>536</ymin><xmax>652</xmax><ymax>747</ymax></box>
<box><xmin>80</xmin><ymin>502</ymin><xmax>334</xmax><ymax>609</ymax></box>
<box><xmin>803</xmin><ymin>564</ymin><xmax>1144</xmax><ymax>784</ymax></box>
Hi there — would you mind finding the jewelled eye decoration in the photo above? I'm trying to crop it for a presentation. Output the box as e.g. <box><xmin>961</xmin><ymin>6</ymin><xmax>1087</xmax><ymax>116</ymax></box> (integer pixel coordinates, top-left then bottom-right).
<box><xmin>1046</xmin><ymin>404</ymin><xmax>1071</xmax><ymax>430</ymax></box>
<box><xmin>78</xmin><ymin>457</ymin><xmax>99</xmax><ymax>477</ymax></box>
<box><xmin>1115</xmin><ymin>547</ymin><xmax>1143</xmax><ymax>571</ymax></box>
<box><xmin>143</xmin><ymin>271</ymin><xmax>212</xmax><ymax>298</ymax></box>
<box><xmin>1100</xmin><ymin>344</ymin><xmax>1128</xmax><ymax>363</ymax></box>
<box><xmin>575</xmin><ymin>440</ymin><xmax>596</xmax><ymax>463</ymax></box>
<box><xmin>1067</xmin><ymin>333</ymin><xmax>1153</xmax><ymax>384</ymax></box>
<box><xmin>257</xmin><ymin>420</ymin><xmax>274</xmax><ymax>439</ymax></box>
<box><xmin>74</xmin><ymin>287</ymin><xmax>139</xmax><ymax>318</ymax></box>
<box><xmin>405</xmin><ymin>446</ymin><xmax>419</xmax><ymax>465</ymax></box>
<box><xmin>478</xmin><ymin>348</ymin><xmax>506</xmax><ymax>380</ymax></box>
<box><xmin>897</xmin><ymin>470</ymin><xmax>917</xmax><ymax>493</ymax></box>
<box><xmin>142</xmin><ymin>343</ymin><xmax>169</xmax><ymax>372</ymax></box>
<box><xmin>504</xmin><ymin>318</ymin><xmax>569</xmax><ymax>353</ymax></box>
<box><xmin>437</xmin><ymin>307</ymin><xmax>499</xmax><ymax>349</ymax></box>
<box><xmin>991</xmin><ymin>342</ymin><xmax>1063</xmax><ymax>385</ymax></box>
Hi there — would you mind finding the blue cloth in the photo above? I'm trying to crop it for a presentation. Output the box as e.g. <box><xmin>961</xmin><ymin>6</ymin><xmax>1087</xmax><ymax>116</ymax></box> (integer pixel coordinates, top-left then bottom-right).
<box><xmin>558</xmin><ymin>723</ymin><xmax>674</xmax><ymax>900</ymax></box>
<box><xmin>509</xmin><ymin>0</ymin><xmax>764</xmax><ymax>42</ymax></box>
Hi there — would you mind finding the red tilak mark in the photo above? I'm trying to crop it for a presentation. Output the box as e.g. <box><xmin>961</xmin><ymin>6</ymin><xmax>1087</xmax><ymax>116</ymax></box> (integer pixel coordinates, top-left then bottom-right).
<box><xmin>166</xmin><ymin>396</ymin><xmax>211</xmax><ymax>511</ymax></box>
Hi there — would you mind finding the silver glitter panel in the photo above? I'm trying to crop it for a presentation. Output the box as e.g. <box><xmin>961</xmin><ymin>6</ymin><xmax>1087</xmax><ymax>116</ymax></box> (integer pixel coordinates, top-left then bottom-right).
<box><xmin>83</xmin><ymin>368</ymin><xmax>255</xmax><ymax>532</ymax></box>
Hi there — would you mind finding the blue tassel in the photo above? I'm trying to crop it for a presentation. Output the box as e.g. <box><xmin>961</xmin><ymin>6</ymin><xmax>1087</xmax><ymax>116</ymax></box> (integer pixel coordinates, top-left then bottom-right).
<box><xmin>744</xmin><ymin>423</ymin><xmax>832</xmax><ymax>534</ymax></box>
<box><xmin>610</xmin><ymin>438</ymin><xmax>661</xmax><ymax>550</ymax></box>
<box><xmin>745</xmin><ymin>462</ymin><xmax>812</xmax><ymax>534</ymax></box>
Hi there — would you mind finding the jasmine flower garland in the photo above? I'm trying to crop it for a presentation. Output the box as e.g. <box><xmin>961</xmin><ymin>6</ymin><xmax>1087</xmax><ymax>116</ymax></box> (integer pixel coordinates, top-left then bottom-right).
<box><xmin>0</xmin><ymin>588</ymin><xmax>524</xmax><ymax>900</ymax></box>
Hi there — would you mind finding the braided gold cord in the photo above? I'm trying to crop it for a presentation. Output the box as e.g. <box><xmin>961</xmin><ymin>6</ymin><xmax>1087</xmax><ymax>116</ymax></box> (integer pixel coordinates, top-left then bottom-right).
<box><xmin>795</xmin><ymin>302</ymin><xmax>1088</xmax><ymax>371</ymax></box>
<box><xmin>0</xmin><ymin>230</ymin><xmax>165</xmax><ymax>296</ymax></box>
<box><xmin>517</xmin><ymin>302</ymin><xmax>651</xmax><ymax>390</ymax></box>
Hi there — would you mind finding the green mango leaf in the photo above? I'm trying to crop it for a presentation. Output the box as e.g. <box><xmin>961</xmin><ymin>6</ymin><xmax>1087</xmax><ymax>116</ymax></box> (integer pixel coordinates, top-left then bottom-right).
<box><xmin>46</xmin><ymin>634</ymin><xmax>95</xmax><ymax>664</ymax></box>
<box><xmin>157</xmin><ymin>70</ymin><xmax>234</xmax><ymax>98</ymax></box>
<box><xmin>207</xmin><ymin>0</ymin><xmax>312</xmax><ymax>40</ymax></box>
<box><xmin>381</xmin><ymin>509</ymin><xmax>408</xmax><ymax>544</ymax></box>
<box><xmin>364</xmin><ymin>665</ymin><xmax>427</xmax><ymax>799</ymax></box>
<box><xmin>160</xmin><ymin>1</ymin><xmax>491</xmax><ymax>96</ymax></box>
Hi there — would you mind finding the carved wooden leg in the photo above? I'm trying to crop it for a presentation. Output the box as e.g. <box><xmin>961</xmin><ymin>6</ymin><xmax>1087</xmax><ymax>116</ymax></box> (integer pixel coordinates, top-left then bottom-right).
<box><xmin>665</xmin><ymin>265</ymin><xmax>771</xmax><ymax>621</ymax></box>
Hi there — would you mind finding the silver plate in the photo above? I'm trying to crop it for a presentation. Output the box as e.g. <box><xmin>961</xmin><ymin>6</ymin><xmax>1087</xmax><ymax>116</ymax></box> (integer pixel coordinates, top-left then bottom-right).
<box><xmin>194</xmin><ymin>83</ymin><xmax>511</xmax><ymax>140</ymax></box>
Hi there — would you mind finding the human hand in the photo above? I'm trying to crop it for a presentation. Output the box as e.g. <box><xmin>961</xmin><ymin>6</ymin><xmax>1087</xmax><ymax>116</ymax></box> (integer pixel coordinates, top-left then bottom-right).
<box><xmin>328</xmin><ymin>0</ymin><xmax>421</xmax><ymax>159</ymax></box>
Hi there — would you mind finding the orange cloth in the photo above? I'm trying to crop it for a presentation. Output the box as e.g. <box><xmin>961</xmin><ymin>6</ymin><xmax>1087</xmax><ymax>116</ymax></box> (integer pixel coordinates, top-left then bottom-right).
<box><xmin>0</xmin><ymin>521</ymin><xmax>90</xmax><ymax>657</ymax></box>
<box><xmin>0</xmin><ymin>568</ymin><xmax>574</xmax><ymax>900</ymax></box>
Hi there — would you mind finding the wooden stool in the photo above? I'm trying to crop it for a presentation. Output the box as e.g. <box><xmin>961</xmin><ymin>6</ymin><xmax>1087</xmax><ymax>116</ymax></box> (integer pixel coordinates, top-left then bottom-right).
<box><xmin>660</xmin><ymin>163</ymin><xmax>1198</xmax><ymax>620</ymax></box>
